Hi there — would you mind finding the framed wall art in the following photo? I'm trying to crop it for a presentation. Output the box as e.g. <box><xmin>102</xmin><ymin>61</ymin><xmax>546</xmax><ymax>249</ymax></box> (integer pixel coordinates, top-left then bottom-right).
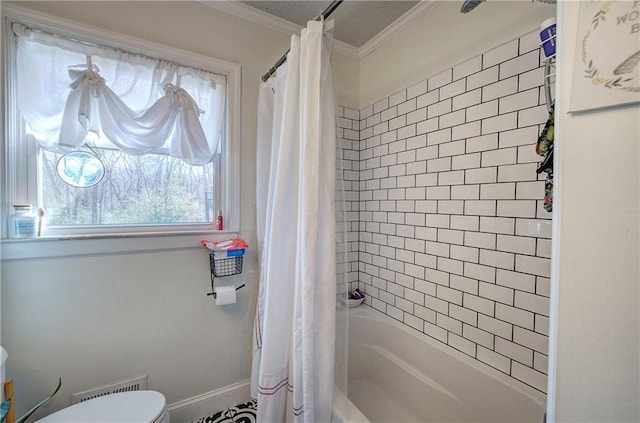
<box><xmin>570</xmin><ymin>0</ymin><xmax>640</xmax><ymax>112</ymax></box>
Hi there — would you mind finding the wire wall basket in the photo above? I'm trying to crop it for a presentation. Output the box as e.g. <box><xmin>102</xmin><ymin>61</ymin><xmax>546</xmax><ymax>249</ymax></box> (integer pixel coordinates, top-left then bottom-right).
<box><xmin>210</xmin><ymin>252</ymin><xmax>244</xmax><ymax>278</ymax></box>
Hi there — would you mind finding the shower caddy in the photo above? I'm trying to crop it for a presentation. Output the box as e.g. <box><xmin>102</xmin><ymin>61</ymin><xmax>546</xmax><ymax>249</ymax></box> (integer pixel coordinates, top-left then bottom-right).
<box><xmin>543</xmin><ymin>55</ymin><xmax>555</xmax><ymax>112</ymax></box>
<box><xmin>540</xmin><ymin>18</ymin><xmax>556</xmax><ymax>111</ymax></box>
<box><xmin>536</xmin><ymin>21</ymin><xmax>556</xmax><ymax>213</ymax></box>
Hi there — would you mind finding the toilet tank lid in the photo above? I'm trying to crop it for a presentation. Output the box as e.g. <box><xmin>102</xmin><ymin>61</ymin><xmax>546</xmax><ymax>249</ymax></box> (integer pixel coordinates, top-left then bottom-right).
<box><xmin>36</xmin><ymin>391</ymin><xmax>166</xmax><ymax>423</ymax></box>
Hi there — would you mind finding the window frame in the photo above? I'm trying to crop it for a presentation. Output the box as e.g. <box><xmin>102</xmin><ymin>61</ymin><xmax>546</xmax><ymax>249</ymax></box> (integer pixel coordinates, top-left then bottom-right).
<box><xmin>1</xmin><ymin>4</ymin><xmax>242</xmax><ymax>258</ymax></box>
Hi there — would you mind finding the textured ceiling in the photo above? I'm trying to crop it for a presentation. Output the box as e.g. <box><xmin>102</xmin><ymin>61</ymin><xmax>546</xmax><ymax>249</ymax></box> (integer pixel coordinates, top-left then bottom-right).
<box><xmin>238</xmin><ymin>1</ymin><xmax>420</xmax><ymax>48</ymax></box>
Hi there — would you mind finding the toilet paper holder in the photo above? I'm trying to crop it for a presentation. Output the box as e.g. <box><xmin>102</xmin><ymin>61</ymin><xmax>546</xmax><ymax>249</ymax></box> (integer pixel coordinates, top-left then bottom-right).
<box><xmin>206</xmin><ymin>252</ymin><xmax>245</xmax><ymax>299</ymax></box>
<box><xmin>206</xmin><ymin>283</ymin><xmax>245</xmax><ymax>298</ymax></box>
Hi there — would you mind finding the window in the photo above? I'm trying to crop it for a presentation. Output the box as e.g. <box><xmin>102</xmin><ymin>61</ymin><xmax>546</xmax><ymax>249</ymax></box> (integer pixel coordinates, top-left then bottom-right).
<box><xmin>2</xmin><ymin>7</ymin><xmax>240</xmax><ymax>242</ymax></box>
<box><xmin>40</xmin><ymin>149</ymin><xmax>218</xmax><ymax>226</ymax></box>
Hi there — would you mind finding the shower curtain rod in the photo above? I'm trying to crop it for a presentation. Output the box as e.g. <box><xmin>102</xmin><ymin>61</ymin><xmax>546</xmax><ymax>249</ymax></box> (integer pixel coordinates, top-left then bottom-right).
<box><xmin>261</xmin><ymin>0</ymin><xmax>343</xmax><ymax>82</ymax></box>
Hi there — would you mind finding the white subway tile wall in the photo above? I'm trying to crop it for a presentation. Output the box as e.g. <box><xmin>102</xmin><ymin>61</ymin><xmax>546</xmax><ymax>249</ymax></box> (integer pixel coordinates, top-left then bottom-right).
<box><xmin>354</xmin><ymin>30</ymin><xmax>551</xmax><ymax>394</ymax></box>
<box><xmin>336</xmin><ymin>106</ymin><xmax>362</xmax><ymax>290</ymax></box>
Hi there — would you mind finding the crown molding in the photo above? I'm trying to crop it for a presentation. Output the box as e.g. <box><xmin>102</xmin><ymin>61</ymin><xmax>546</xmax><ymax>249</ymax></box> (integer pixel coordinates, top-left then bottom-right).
<box><xmin>202</xmin><ymin>0</ymin><xmax>443</xmax><ymax>60</ymax></box>
<box><xmin>200</xmin><ymin>0</ymin><xmax>359</xmax><ymax>59</ymax></box>
<box><xmin>6</xmin><ymin>0</ymin><xmax>442</xmax><ymax>62</ymax></box>
<box><xmin>1</xmin><ymin>3</ymin><xmax>241</xmax><ymax>74</ymax></box>
<box><xmin>358</xmin><ymin>0</ymin><xmax>442</xmax><ymax>59</ymax></box>
<box><xmin>201</xmin><ymin>0</ymin><xmax>302</xmax><ymax>38</ymax></box>
<box><xmin>333</xmin><ymin>39</ymin><xmax>360</xmax><ymax>59</ymax></box>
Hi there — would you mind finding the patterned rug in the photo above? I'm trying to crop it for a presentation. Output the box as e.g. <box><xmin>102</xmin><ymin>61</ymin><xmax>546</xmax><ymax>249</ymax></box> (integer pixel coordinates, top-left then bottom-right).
<box><xmin>192</xmin><ymin>399</ymin><xmax>257</xmax><ymax>423</ymax></box>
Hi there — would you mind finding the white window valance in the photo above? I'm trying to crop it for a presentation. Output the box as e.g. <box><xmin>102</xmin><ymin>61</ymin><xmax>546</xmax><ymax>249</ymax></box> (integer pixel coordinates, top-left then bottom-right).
<box><xmin>13</xmin><ymin>23</ymin><xmax>226</xmax><ymax>165</ymax></box>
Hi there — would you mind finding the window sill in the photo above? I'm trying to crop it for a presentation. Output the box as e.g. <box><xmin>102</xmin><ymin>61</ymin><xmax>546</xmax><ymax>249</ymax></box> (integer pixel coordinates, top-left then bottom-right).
<box><xmin>0</xmin><ymin>230</ymin><xmax>239</xmax><ymax>261</ymax></box>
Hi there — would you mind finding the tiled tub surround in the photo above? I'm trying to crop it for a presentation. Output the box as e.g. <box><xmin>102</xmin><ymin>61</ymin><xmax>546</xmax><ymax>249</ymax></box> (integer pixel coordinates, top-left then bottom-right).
<box><xmin>337</xmin><ymin>106</ymin><xmax>363</xmax><ymax>289</ymax></box>
<box><xmin>356</xmin><ymin>29</ymin><xmax>552</xmax><ymax>393</ymax></box>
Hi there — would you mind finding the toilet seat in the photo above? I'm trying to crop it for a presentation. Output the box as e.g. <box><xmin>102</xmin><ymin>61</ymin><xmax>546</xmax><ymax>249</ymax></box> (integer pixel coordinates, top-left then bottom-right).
<box><xmin>36</xmin><ymin>390</ymin><xmax>169</xmax><ymax>423</ymax></box>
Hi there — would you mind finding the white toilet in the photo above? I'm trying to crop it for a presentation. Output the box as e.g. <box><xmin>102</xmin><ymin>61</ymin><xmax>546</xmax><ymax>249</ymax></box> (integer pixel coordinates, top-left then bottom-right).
<box><xmin>1</xmin><ymin>348</ymin><xmax>167</xmax><ymax>423</ymax></box>
<box><xmin>36</xmin><ymin>391</ymin><xmax>169</xmax><ymax>423</ymax></box>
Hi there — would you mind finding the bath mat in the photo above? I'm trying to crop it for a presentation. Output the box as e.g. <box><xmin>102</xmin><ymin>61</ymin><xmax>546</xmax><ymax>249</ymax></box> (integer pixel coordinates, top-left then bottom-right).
<box><xmin>192</xmin><ymin>399</ymin><xmax>256</xmax><ymax>423</ymax></box>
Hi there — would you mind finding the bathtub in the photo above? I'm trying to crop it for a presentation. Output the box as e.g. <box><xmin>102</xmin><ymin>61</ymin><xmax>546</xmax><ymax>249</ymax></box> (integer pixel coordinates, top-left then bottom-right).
<box><xmin>339</xmin><ymin>305</ymin><xmax>546</xmax><ymax>423</ymax></box>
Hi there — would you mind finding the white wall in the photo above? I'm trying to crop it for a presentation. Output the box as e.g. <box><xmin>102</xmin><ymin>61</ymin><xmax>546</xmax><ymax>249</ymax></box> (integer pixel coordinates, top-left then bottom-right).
<box><xmin>359</xmin><ymin>0</ymin><xmax>554</xmax><ymax>108</ymax></box>
<box><xmin>0</xmin><ymin>1</ymin><xmax>359</xmax><ymax>418</ymax></box>
<box><xmin>334</xmin><ymin>52</ymin><xmax>360</xmax><ymax>110</ymax></box>
<box><xmin>2</xmin><ymin>250</ymin><xmax>253</xmax><ymax>416</ymax></box>
<box><xmin>0</xmin><ymin>1</ymin><xmax>360</xmax><ymax>420</ymax></box>
<box><xmin>5</xmin><ymin>1</ymin><xmax>640</xmax><ymax>421</ymax></box>
<box><xmin>550</xmin><ymin>1</ymin><xmax>640</xmax><ymax>421</ymax></box>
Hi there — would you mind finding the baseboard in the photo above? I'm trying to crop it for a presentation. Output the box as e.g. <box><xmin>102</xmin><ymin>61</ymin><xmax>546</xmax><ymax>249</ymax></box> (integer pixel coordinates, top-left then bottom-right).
<box><xmin>168</xmin><ymin>379</ymin><xmax>252</xmax><ymax>423</ymax></box>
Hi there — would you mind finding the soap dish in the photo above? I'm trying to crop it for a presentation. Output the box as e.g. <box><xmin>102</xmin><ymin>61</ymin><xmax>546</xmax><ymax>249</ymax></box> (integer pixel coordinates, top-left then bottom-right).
<box><xmin>347</xmin><ymin>297</ymin><xmax>365</xmax><ymax>308</ymax></box>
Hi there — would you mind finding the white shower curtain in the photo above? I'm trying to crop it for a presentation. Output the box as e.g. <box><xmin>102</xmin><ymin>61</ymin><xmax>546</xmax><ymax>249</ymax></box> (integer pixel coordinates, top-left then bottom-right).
<box><xmin>251</xmin><ymin>19</ymin><xmax>340</xmax><ymax>422</ymax></box>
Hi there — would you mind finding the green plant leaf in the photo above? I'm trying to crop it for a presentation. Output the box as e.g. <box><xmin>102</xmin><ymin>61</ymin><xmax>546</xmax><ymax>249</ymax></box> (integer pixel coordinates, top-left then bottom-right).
<box><xmin>16</xmin><ymin>378</ymin><xmax>61</xmax><ymax>423</ymax></box>
<box><xmin>1</xmin><ymin>398</ymin><xmax>11</xmax><ymax>422</ymax></box>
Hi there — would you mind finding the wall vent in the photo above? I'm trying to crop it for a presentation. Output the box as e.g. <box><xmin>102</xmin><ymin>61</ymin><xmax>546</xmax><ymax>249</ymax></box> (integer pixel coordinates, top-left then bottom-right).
<box><xmin>71</xmin><ymin>375</ymin><xmax>148</xmax><ymax>405</ymax></box>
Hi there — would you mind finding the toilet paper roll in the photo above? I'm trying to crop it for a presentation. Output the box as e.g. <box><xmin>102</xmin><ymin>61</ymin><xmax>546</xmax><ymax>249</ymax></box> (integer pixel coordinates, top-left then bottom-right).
<box><xmin>215</xmin><ymin>286</ymin><xmax>237</xmax><ymax>306</ymax></box>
